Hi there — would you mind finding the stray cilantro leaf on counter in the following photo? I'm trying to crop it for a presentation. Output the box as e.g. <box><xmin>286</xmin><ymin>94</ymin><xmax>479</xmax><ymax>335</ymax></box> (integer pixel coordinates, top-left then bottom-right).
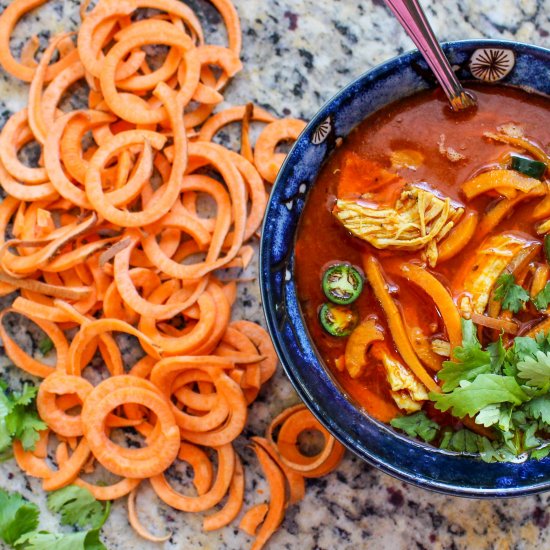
<box><xmin>0</xmin><ymin>486</ymin><xmax>110</xmax><ymax>550</ymax></box>
<box><xmin>390</xmin><ymin>411</ymin><xmax>439</xmax><ymax>442</ymax></box>
<box><xmin>47</xmin><ymin>486</ymin><xmax>109</xmax><ymax>530</ymax></box>
<box><xmin>37</xmin><ymin>337</ymin><xmax>54</xmax><ymax>356</ymax></box>
<box><xmin>0</xmin><ymin>489</ymin><xmax>39</xmax><ymax>546</ymax></box>
<box><xmin>493</xmin><ymin>273</ymin><xmax>530</xmax><ymax>313</ymax></box>
<box><xmin>15</xmin><ymin>528</ymin><xmax>106</xmax><ymax>550</ymax></box>
<box><xmin>0</xmin><ymin>384</ymin><xmax>46</xmax><ymax>458</ymax></box>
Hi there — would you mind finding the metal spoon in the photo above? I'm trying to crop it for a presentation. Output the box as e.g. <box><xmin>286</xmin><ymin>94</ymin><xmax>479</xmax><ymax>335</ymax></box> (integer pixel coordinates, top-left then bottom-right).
<box><xmin>384</xmin><ymin>0</ymin><xmax>476</xmax><ymax>111</ymax></box>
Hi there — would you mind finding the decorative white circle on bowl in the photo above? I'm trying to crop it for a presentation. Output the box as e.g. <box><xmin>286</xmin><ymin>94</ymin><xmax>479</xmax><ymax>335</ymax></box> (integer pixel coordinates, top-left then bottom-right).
<box><xmin>469</xmin><ymin>48</ymin><xmax>515</xmax><ymax>82</ymax></box>
<box><xmin>312</xmin><ymin>116</ymin><xmax>331</xmax><ymax>145</ymax></box>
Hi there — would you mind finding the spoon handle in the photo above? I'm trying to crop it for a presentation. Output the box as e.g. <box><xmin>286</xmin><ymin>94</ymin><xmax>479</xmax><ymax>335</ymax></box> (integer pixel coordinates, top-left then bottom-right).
<box><xmin>384</xmin><ymin>0</ymin><xmax>476</xmax><ymax>111</ymax></box>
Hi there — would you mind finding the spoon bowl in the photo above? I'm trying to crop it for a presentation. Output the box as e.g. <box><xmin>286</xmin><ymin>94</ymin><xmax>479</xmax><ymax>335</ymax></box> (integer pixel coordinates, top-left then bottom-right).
<box><xmin>385</xmin><ymin>0</ymin><xmax>477</xmax><ymax>111</ymax></box>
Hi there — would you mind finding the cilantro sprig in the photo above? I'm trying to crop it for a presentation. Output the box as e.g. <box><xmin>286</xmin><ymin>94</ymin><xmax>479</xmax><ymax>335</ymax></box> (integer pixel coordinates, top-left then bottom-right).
<box><xmin>437</xmin><ymin>319</ymin><xmax>502</xmax><ymax>391</ymax></box>
<box><xmin>0</xmin><ymin>490</ymin><xmax>40</xmax><ymax>546</ymax></box>
<box><xmin>533</xmin><ymin>282</ymin><xmax>550</xmax><ymax>311</ymax></box>
<box><xmin>390</xmin><ymin>411</ymin><xmax>439</xmax><ymax>442</ymax></box>
<box><xmin>47</xmin><ymin>485</ymin><xmax>109</xmax><ymax>530</ymax></box>
<box><xmin>493</xmin><ymin>273</ymin><xmax>530</xmax><ymax>313</ymax></box>
<box><xmin>0</xmin><ymin>384</ymin><xmax>46</xmax><ymax>460</ymax></box>
<box><xmin>420</xmin><ymin>319</ymin><xmax>550</xmax><ymax>461</ymax></box>
<box><xmin>431</xmin><ymin>373</ymin><xmax>529</xmax><ymax>418</ymax></box>
<box><xmin>0</xmin><ymin>485</ymin><xmax>110</xmax><ymax>550</ymax></box>
<box><xmin>492</xmin><ymin>273</ymin><xmax>550</xmax><ymax>313</ymax></box>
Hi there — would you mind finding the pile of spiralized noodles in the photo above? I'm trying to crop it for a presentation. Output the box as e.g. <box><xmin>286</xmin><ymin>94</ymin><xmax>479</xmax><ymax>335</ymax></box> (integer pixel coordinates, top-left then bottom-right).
<box><xmin>0</xmin><ymin>0</ymin><xmax>344</xmax><ymax>548</ymax></box>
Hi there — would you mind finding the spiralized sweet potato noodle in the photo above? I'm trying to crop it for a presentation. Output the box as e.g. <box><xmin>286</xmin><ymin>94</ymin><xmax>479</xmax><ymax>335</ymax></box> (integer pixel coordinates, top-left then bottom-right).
<box><xmin>0</xmin><ymin>0</ymin><xmax>319</xmax><ymax>548</ymax></box>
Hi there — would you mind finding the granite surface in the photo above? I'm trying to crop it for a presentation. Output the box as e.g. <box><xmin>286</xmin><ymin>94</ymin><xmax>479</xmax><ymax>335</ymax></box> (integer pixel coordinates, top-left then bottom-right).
<box><xmin>0</xmin><ymin>0</ymin><xmax>550</xmax><ymax>549</ymax></box>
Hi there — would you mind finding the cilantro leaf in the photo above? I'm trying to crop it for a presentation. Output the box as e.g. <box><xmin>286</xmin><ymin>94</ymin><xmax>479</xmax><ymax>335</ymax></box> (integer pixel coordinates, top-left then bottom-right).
<box><xmin>439</xmin><ymin>428</ymin><xmax>482</xmax><ymax>453</ymax></box>
<box><xmin>15</xmin><ymin>528</ymin><xmax>106</xmax><ymax>550</ymax></box>
<box><xmin>430</xmin><ymin>374</ymin><xmax>530</xmax><ymax>418</ymax></box>
<box><xmin>390</xmin><ymin>411</ymin><xmax>439</xmax><ymax>442</ymax></box>
<box><xmin>533</xmin><ymin>282</ymin><xmax>550</xmax><ymax>311</ymax></box>
<box><xmin>478</xmin><ymin>438</ymin><xmax>518</xmax><ymax>463</ymax></box>
<box><xmin>38</xmin><ymin>337</ymin><xmax>54</xmax><ymax>356</ymax></box>
<box><xmin>511</xmin><ymin>336</ymin><xmax>540</xmax><ymax>358</ymax></box>
<box><xmin>0</xmin><ymin>393</ymin><xmax>12</xmax><ymax>457</ymax></box>
<box><xmin>0</xmin><ymin>391</ymin><xmax>10</xmax><ymax>418</ymax></box>
<box><xmin>5</xmin><ymin>407</ymin><xmax>47</xmax><ymax>451</ymax></box>
<box><xmin>475</xmin><ymin>404</ymin><xmax>501</xmax><ymax>427</ymax></box>
<box><xmin>0</xmin><ymin>384</ymin><xmax>46</xmax><ymax>454</ymax></box>
<box><xmin>487</xmin><ymin>338</ymin><xmax>506</xmax><ymax>371</ymax></box>
<box><xmin>493</xmin><ymin>274</ymin><xmax>514</xmax><ymax>301</ymax></box>
<box><xmin>517</xmin><ymin>351</ymin><xmax>550</xmax><ymax>389</ymax></box>
<box><xmin>47</xmin><ymin>486</ymin><xmax>106</xmax><ymax>530</ymax></box>
<box><xmin>0</xmin><ymin>485</ymin><xmax>109</xmax><ymax>550</ymax></box>
<box><xmin>438</xmin><ymin>319</ymin><xmax>494</xmax><ymax>391</ymax></box>
<box><xmin>522</xmin><ymin>395</ymin><xmax>550</xmax><ymax>424</ymax></box>
<box><xmin>0</xmin><ymin>422</ymin><xmax>12</xmax><ymax>457</ymax></box>
<box><xmin>10</xmin><ymin>385</ymin><xmax>38</xmax><ymax>407</ymax></box>
<box><xmin>524</xmin><ymin>424</ymin><xmax>541</xmax><ymax>450</ymax></box>
<box><xmin>504</xmin><ymin>336</ymin><xmax>540</xmax><ymax>376</ymax></box>
<box><xmin>461</xmin><ymin>317</ymin><xmax>480</xmax><ymax>347</ymax></box>
<box><xmin>81</xmin><ymin>528</ymin><xmax>107</xmax><ymax>550</ymax></box>
<box><xmin>531</xmin><ymin>446</ymin><xmax>550</xmax><ymax>460</ymax></box>
<box><xmin>0</xmin><ymin>489</ymin><xmax>40</xmax><ymax>546</ymax></box>
<box><xmin>438</xmin><ymin>356</ymin><xmax>493</xmax><ymax>392</ymax></box>
<box><xmin>493</xmin><ymin>273</ymin><xmax>529</xmax><ymax>313</ymax></box>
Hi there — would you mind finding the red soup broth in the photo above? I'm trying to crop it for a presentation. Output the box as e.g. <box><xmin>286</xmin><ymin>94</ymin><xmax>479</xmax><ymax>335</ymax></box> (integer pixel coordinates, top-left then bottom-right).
<box><xmin>294</xmin><ymin>84</ymin><xmax>550</xmax><ymax>423</ymax></box>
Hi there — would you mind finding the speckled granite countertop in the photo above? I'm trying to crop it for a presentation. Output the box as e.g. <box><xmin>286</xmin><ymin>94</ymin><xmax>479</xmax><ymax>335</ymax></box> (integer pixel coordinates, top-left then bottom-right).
<box><xmin>1</xmin><ymin>1</ymin><xmax>550</xmax><ymax>549</ymax></box>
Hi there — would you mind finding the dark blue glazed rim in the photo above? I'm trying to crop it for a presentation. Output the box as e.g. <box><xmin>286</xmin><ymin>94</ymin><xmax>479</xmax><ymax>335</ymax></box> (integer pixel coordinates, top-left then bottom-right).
<box><xmin>260</xmin><ymin>39</ymin><xmax>550</xmax><ymax>498</ymax></box>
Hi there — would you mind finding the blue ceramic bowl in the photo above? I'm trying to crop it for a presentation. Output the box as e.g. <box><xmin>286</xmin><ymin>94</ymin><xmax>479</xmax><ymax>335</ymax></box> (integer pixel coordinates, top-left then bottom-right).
<box><xmin>260</xmin><ymin>39</ymin><xmax>550</xmax><ymax>498</ymax></box>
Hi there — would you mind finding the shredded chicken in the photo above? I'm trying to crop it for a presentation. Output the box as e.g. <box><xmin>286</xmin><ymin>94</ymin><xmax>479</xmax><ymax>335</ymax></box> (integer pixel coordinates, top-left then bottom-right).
<box><xmin>431</xmin><ymin>339</ymin><xmax>451</xmax><ymax>357</ymax></box>
<box><xmin>496</xmin><ymin>122</ymin><xmax>524</xmax><ymax>138</ymax></box>
<box><xmin>437</xmin><ymin>134</ymin><xmax>465</xmax><ymax>162</ymax></box>
<box><xmin>333</xmin><ymin>184</ymin><xmax>463</xmax><ymax>267</ymax></box>
<box><xmin>379</xmin><ymin>352</ymin><xmax>428</xmax><ymax>413</ymax></box>
<box><xmin>458</xmin><ymin>232</ymin><xmax>531</xmax><ymax>317</ymax></box>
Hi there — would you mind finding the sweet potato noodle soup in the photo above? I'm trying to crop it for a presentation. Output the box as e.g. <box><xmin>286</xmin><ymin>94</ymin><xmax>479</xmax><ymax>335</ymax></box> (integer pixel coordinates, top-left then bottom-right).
<box><xmin>295</xmin><ymin>84</ymin><xmax>550</xmax><ymax>462</ymax></box>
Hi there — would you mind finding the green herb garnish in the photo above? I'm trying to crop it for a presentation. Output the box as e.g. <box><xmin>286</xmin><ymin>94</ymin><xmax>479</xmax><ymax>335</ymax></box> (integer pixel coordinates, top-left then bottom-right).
<box><xmin>0</xmin><ymin>486</ymin><xmax>110</xmax><ymax>550</ymax></box>
<box><xmin>390</xmin><ymin>411</ymin><xmax>439</xmax><ymax>442</ymax></box>
<box><xmin>0</xmin><ymin>384</ymin><xmax>46</xmax><ymax>459</ymax></box>
<box><xmin>38</xmin><ymin>337</ymin><xmax>54</xmax><ymax>356</ymax></box>
<box><xmin>437</xmin><ymin>319</ymin><xmax>498</xmax><ymax>391</ymax></box>
<box><xmin>0</xmin><ymin>489</ymin><xmax>40</xmax><ymax>546</ymax></box>
<box><xmin>533</xmin><ymin>282</ymin><xmax>550</xmax><ymax>311</ymax></box>
<box><xmin>428</xmin><ymin>319</ymin><xmax>550</xmax><ymax>461</ymax></box>
<box><xmin>431</xmin><ymin>373</ymin><xmax>529</xmax><ymax>418</ymax></box>
<box><xmin>47</xmin><ymin>486</ymin><xmax>109</xmax><ymax>530</ymax></box>
<box><xmin>493</xmin><ymin>273</ymin><xmax>530</xmax><ymax>313</ymax></box>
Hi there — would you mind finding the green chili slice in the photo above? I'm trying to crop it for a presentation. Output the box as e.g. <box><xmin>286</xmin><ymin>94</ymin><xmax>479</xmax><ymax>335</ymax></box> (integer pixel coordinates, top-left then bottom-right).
<box><xmin>510</xmin><ymin>154</ymin><xmax>546</xmax><ymax>180</ymax></box>
<box><xmin>322</xmin><ymin>263</ymin><xmax>364</xmax><ymax>305</ymax></box>
<box><xmin>319</xmin><ymin>302</ymin><xmax>358</xmax><ymax>337</ymax></box>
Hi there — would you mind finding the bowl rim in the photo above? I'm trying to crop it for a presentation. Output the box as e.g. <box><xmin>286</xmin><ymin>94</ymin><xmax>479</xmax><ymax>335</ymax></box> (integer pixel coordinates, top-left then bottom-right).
<box><xmin>260</xmin><ymin>38</ymin><xmax>550</xmax><ymax>498</ymax></box>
